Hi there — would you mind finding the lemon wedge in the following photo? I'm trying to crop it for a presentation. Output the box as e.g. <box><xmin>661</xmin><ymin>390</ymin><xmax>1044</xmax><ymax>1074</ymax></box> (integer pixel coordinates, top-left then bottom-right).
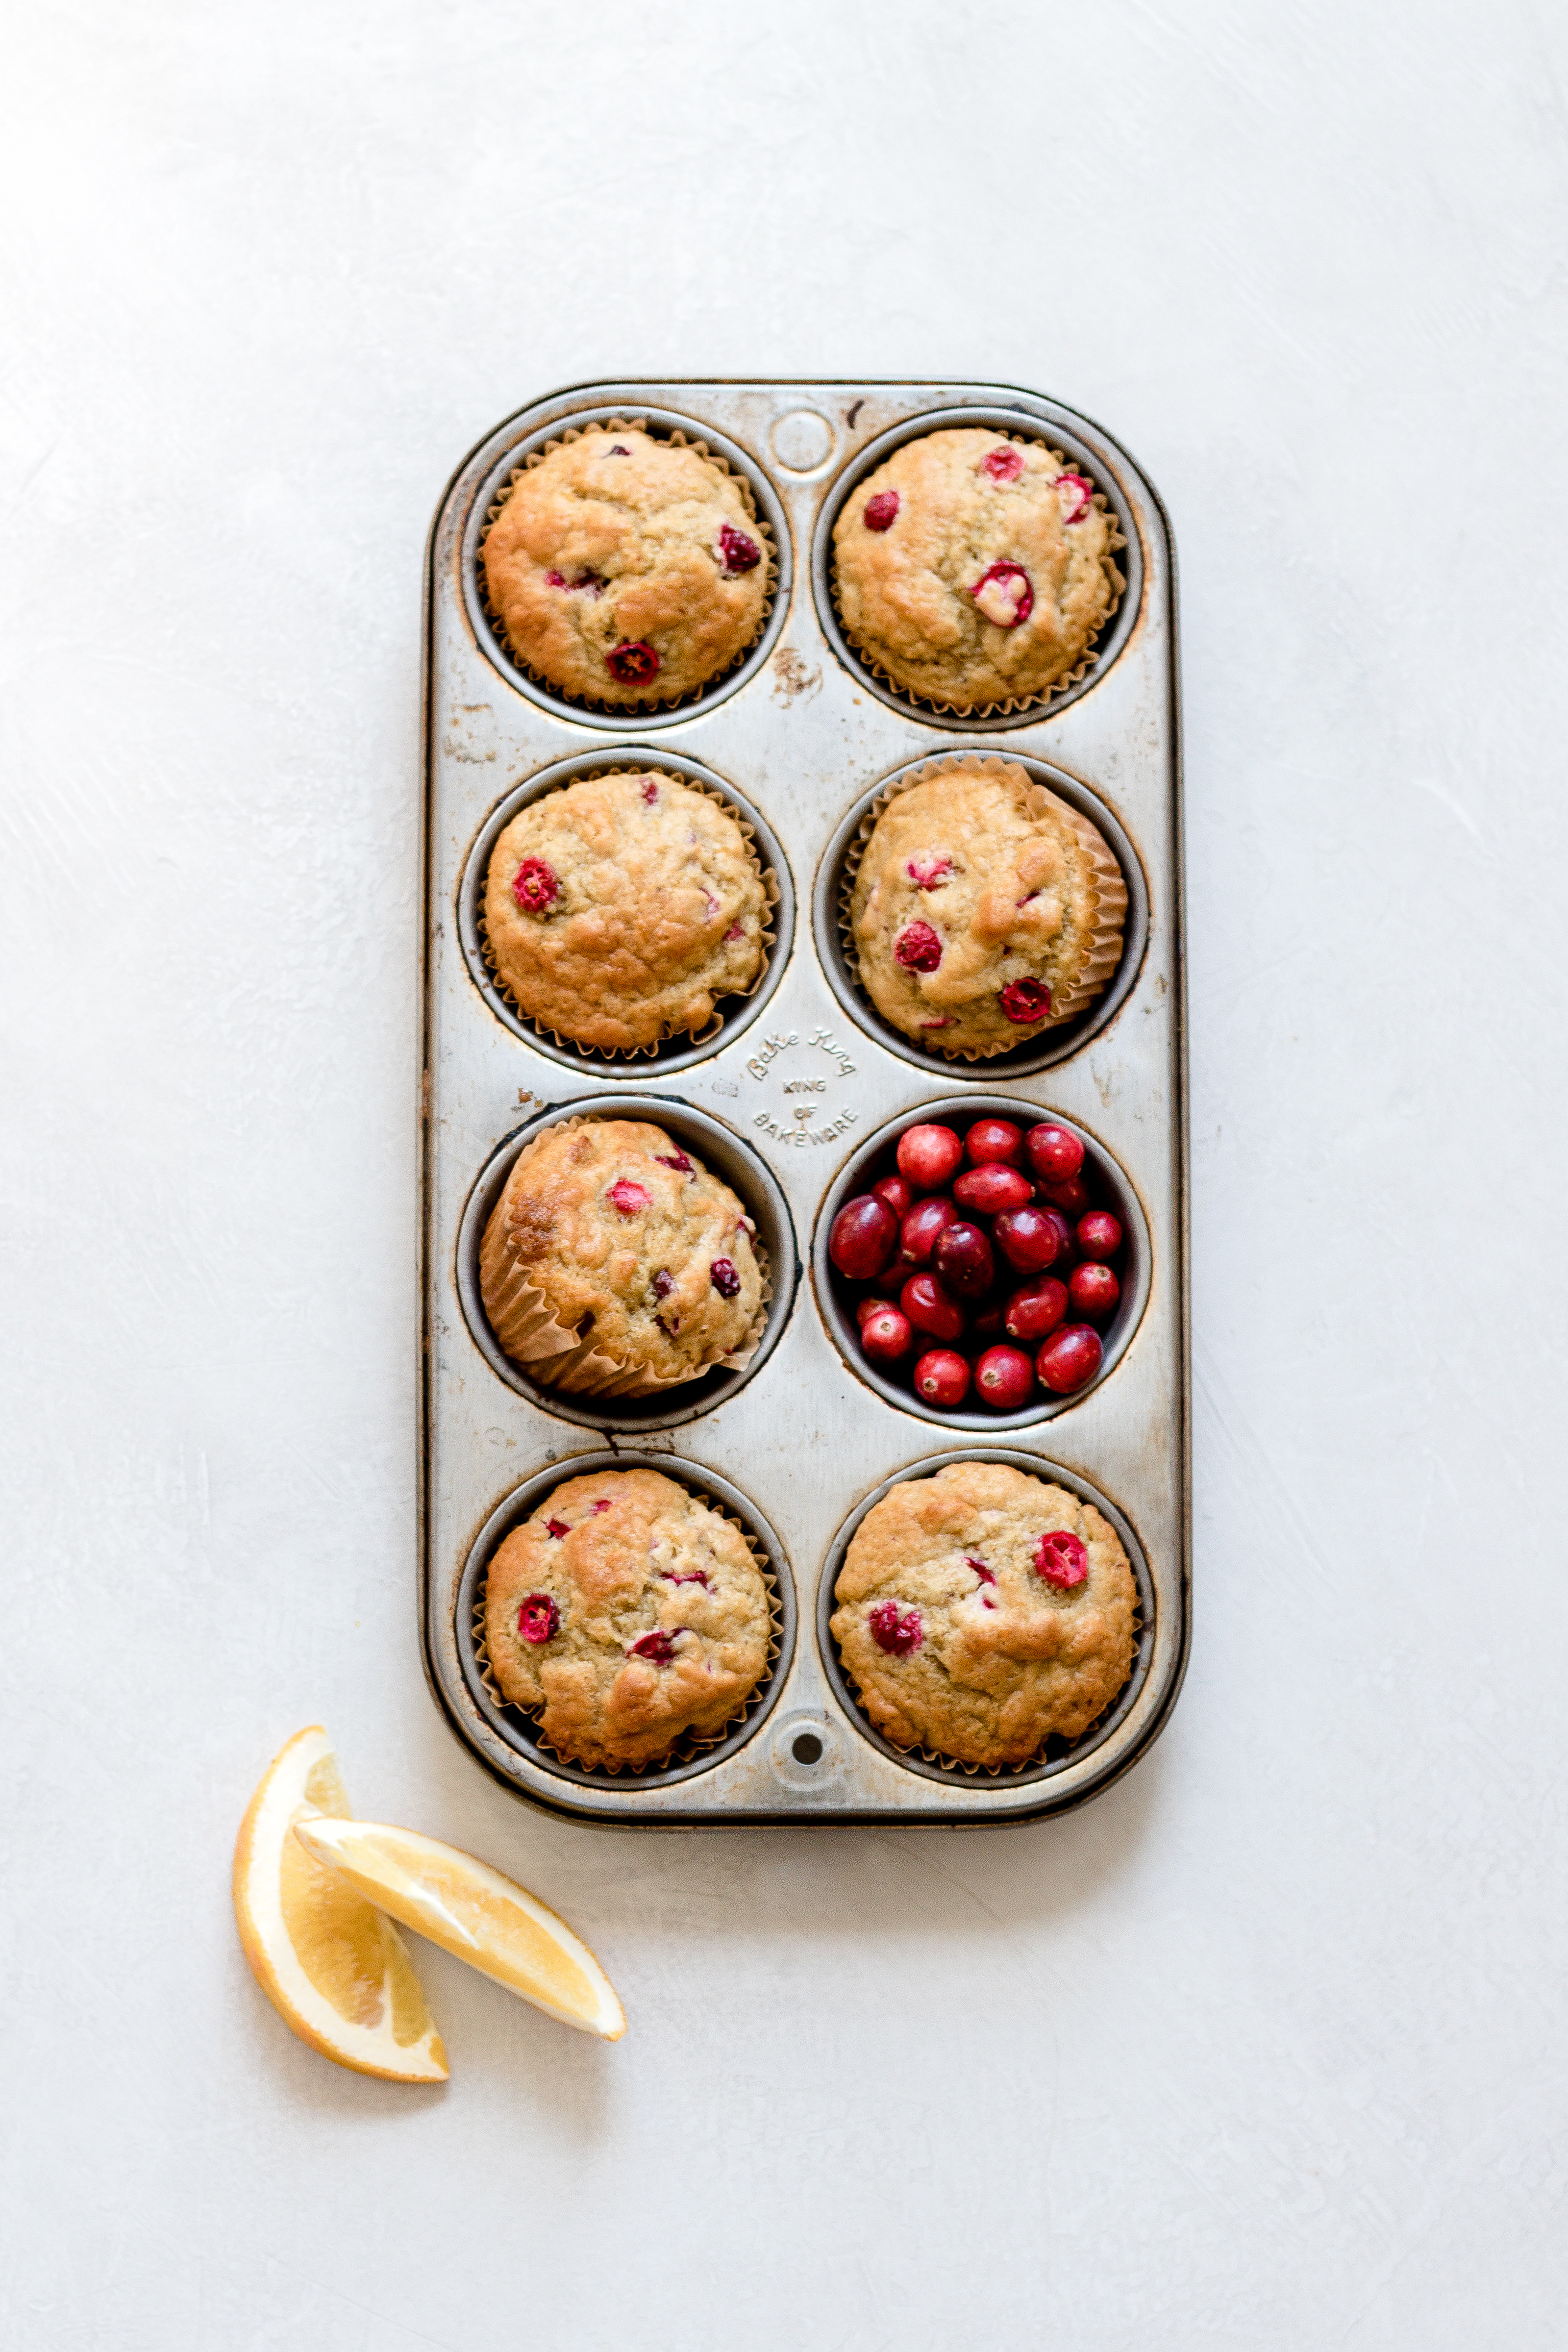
<box><xmin>293</xmin><ymin>1818</ymin><xmax>627</xmax><ymax>2041</ymax></box>
<box><xmin>233</xmin><ymin>1726</ymin><xmax>448</xmax><ymax>2082</ymax></box>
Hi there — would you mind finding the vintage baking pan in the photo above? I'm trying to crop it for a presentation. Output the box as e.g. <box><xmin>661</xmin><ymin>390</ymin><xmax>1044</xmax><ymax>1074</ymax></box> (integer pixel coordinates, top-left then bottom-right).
<box><xmin>421</xmin><ymin>379</ymin><xmax>1187</xmax><ymax>1824</ymax></box>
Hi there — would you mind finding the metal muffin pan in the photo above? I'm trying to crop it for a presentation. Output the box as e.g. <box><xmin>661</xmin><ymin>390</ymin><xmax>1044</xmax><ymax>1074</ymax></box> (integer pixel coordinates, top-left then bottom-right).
<box><xmin>422</xmin><ymin>378</ymin><xmax>1188</xmax><ymax>1824</ymax></box>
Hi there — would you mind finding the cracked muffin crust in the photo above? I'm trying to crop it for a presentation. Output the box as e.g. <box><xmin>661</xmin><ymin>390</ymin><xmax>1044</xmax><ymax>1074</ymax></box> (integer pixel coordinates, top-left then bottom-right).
<box><xmin>483</xmin><ymin>771</ymin><xmax>769</xmax><ymax>1053</ymax></box>
<box><xmin>850</xmin><ymin>761</ymin><xmax>1126</xmax><ymax>1053</ymax></box>
<box><xmin>479</xmin><ymin>1117</ymin><xmax>764</xmax><ymax>1394</ymax></box>
<box><xmin>832</xmin><ymin>427</ymin><xmax>1122</xmax><ymax>709</ymax></box>
<box><xmin>484</xmin><ymin>1467</ymin><xmax>772</xmax><ymax>1770</ymax></box>
<box><xmin>481</xmin><ymin>426</ymin><xmax>770</xmax><ymax>706</ymax></box>
<box><xmin>830</xmin><ymin>1462</ymin><xmax>1136</xmax><ymax>1768</ymax></box>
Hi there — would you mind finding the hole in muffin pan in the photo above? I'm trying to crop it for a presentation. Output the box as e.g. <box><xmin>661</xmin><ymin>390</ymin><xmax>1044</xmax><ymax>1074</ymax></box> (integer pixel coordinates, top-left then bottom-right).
<box><xmin>809</xmin><ymin>404</ymin><xmax>1144</xmax><ymax>732</ymax></box>
<box><xmin>455</xmin><ymin>1094</ymin><xmax>800</xmax><ymax>1435</ymax></box>
<box><xmin>816</xmin><ymin>1448</ymin><xmax>1155</xmax><ymax>1789</ymax></box>
<box><xmin>812</xmin><ymin>1095</ymin><xmax>1151</xmax><ymax>1432</ymax></box>
<box><xmin>455</xmin><ymin>1451</ymin><xmax>796</xmax><ymax>1790</ymax></box>
<box><xmin>460</xmin><ymin>405</ymin><xmax>793</xmax><ymax>731</ymax></box>
<box><xmin>811</xmin><ymin>751</ymin><xmax>1149</xmax><ymax>1082</ymax></box>
<box><xmin>457</xmin><ymin>749</ymin><xmax>796</xmax><ymax>1077</ymax></box>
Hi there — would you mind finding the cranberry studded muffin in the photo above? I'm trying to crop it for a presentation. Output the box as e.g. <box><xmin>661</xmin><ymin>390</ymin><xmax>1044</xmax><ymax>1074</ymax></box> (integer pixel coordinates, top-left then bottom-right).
<box><xmin>484</xmin><ymin>771</ymin><xmax>769</xmax><ymax>1054</ymax></box>
<box><xmin>832</xmin><ymin>427</ymin><xmax>1122</xmax><ymax>710</ymax></box>
<box><xmin>485</xmin><ymin>1468</ymin><xmax>772</xmax><ymax>1770</ymax></box>
<box><xmin>830</xmin><ymin>1462</ymin><xmax>1136</xmax><ymax>1768</ymax></box>
<box><xmin>850</xmin><ymin>760</ymin><xmax>1126</xmax><ymax>1053</ymax></box>
<box><xmin>481</xmin><ymin>426</ymin><xmax>770</xmax><ymax>707</ymax></box>
<box><xmin>479</xmin><ymin>1117</ymin><xmax>765</xmax><ymax>1395</ymax></box>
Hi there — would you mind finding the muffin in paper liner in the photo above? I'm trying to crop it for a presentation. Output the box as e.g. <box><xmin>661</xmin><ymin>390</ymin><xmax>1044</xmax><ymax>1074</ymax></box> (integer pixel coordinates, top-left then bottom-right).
<box><xmin>838</xmin><ymin>754</ymin><xmax>1128</xmax><ymax>1060</ymax></box>
<box><xmin>476</xmin><ymin>417</ymin><xmax>778</xmax><ymax>716</ymax></box>
<box><xmin>829</xmin><ymin>428</ymin><xmax>1126</xmax><ymax>721</ymax></box>
<box><xmin>478</xmin><ymin>1115</ymin><xmax>772</xmax><ymax>1398</ymax></box>
<box><xmin>476</xmin><ymin>766</ymin><xmax>781</xmax><ymax>1062</ymax></box>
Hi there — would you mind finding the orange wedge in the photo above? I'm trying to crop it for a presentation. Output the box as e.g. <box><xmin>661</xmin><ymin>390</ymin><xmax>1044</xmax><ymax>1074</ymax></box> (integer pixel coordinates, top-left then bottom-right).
<box><xmin>293</xmin><ymin>1818</ymin><xmax>626</xmax><ymax>2041</ymax></box>
<box><xmin>233</xmin><ymin>1726</ymin><xmax>448</xmax><ymax>2082</ymax></box>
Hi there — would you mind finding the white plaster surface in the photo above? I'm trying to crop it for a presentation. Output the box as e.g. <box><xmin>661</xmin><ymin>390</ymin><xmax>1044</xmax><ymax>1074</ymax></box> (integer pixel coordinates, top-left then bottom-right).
<box><xmin>2</xmin><ymin>3</ymin><xmax>1566</xmax><ymax>2345</ymax></box>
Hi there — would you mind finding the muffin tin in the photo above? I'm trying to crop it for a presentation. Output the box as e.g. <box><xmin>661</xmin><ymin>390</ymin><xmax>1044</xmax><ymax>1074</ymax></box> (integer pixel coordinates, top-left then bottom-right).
<box><xmin>422</xmin><ymin>379</ymin><xmax>1188</xmax><ymax>1824</ymax></box>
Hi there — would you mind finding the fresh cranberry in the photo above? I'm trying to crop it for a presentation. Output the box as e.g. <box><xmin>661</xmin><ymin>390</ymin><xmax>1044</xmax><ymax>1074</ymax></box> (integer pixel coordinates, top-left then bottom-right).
<box><xmin>901</xmin><ymin>1273</ymin><xmax>965</xmax><ymax>1342</ymax></box>
<box><xmin>1069</xmin><ymin>1262</ymin><xmax>1120</xmax><ymax>1322</ymax></box>
<box><xmin>710</xmin><ymin>1258</ymin><xmax>741</xmax><ymax>1298</ymax></box>
<box><xmin>545</xmin><ymin>1518</ymin><xmax>570</xmax><ymax>1540</ymax></box>
<box><xmin>1040</xmin><ymin>1174</ymin><xmax>1090</xmax><ymax>1216</ymax></box>
<box><xmin>933</xmin><ymin>1221</ymin><xmax>994</xmax><ymax>1299</ymax></box>
<box><xmin>896</xmin><ymin>1124</ymin><xmax>963</xmax><ymax>1189</ymax></box>
<box><xmin>913</xmin><ymin>1348</ymin><xmax>971</xmax><ymax>1407</ymax></box>
<box><xmin>607</xmin><ymin>639</ymin><xmax>660</xmax><ymax>684</ymax></box>
<box><xmin>860</xmin><ymin>1305</ymin><xmax>914</xmax><ymax>1364</ymax></box>
<box><xmin>898</xmin><ymin>1195</ymin><xmax>958</xmax><ymax>1267</ymax></box>
<box><xmin>829</xmin><ymin>1194</ymin><xmax>899</xmax><ymax>1281</ymax></box>
<box><xmin>999</xmin><ymin>977</ymin><xmax>1052</xmax><ymax>1024</ymax></box>
<box><xmin>872</xmin><ymin>1173</ymin><xmax>914</xmax><ymax>1220</ymax></box>
<box><xmin>718</xmin><ymin>522</ymin><xmax>762</xmax><ymax>575</ymax></box>
<box><xmin>971</xmin><ymin>560</ymin><xmax>1034</xmax><ymax>628</ymax></box>
<box><xmin>512</xmin><ymin>856</ymin><xmax>558</xmax><ymax>914</ymax></box>
<box><xmin>954</xmin><ymin>1163</ymin><xmax>1033</xmax><ymax>1216</ymax></box>
<box><xmin>607</xmin><ymin>1180</ymin><xmax>650</xmax><ymax>1215</ymax></box>
<box><xmin>974</xmin><ymin>1345</ymin><xmax>1035</xmax><ymax>1411</ymax></box>
<box><xmin>894</xmin><ymin>922</ymin><xmax>943</xmax><ymax>972</ymax></box>
<box><xmin>967</xmin><ymin>1558</ymin><xmax>996</xmax><ymax>1584</ymax></box>
<box><xmin>654</xmin><ymin>1150</ymin><xmax>693</xmax><ymax>1174</ymax></box>
<box><xmin>868</xmin><ymin>1599</ymin><xmax>922</xmax><ymax>1654</ymax></box>
<box><xmin>1035</xmin><ymin>1529</ymin><xmax>1089</xmax><ymax>1587</ymax></box>
<box><xmin>964</xmin><ymin>1117</ymin><xmax>1023</xmax><ymax>1167</ymax></box>
<box><xmin>1054</xmin><ymin>472</ymin><xmax>1093</xmax><ymax>523</ymax></box>
<box><xmin>1004</xmin><ymin>1276</ymin><xmax>1068</xmax><ymax>1343</ymax></box>
<box><xmin>864</xmin><ymin>490</ymin><xmax>900</xmax><ymax>531</ymax></box>
<box><xmin>1025</xmin><ymin>1123</ymin><xmax>1085</xmax><ymax>1184</ymax></box>
<box><xmin>981</xmin><ymin>445</ymin><xmax>1026</xmax><ymax>482</ymax></box>
<box><xmin>1036</xmin><ymin>1324</ymin><xmax>1103</xmax><ymax>1395</ymax></box>
<box><xmin>856</xmin><ymin>1295</ymin><xmax>895</xmax><ymax>1327</ymax></box>
<box><xmin>628</xmin><ymin>1630</ymin><xmax>678</xmax><ymax>1664</ymax></box>
<box><xmin>994</xmin><ymin>1204</ymin><xmax>1067</xmax><ymax>1274</ymax></box>
<box><xmin>517</xmin><ymin>1594</ymin><xmax>560</xmax><ymax>1643</ymax></box>
<box><xmin>1077</xmin><ymin>1210</ymin><xmax>1123</xmax><ymax>1261</ymax></box>
<box><xmin>906</xmin><ymin>853</ymin><xmax>953</xmax><ymax>890</ymax></box>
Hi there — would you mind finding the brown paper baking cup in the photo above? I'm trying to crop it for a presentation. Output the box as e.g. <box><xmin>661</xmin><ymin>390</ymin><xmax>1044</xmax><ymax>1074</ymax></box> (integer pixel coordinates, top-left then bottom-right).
<box><xmin>476</xmin><ymin>416</ymin><xmax>779</xmax><ymax>718</ymax></box>
<box><xmin>837</xmin><ymin>754</ymin><xmax>1128</xmax><ymax>1061</ymax></box>
<box><xmin>479</xmin><ymin>1115</ymin><xmax>772</xmax><ymax>1397</ymax></box>
<box><xmin>476</xmin><ymin>767</ymin><xmax>781</xmax><ymax>1062</ymax></box>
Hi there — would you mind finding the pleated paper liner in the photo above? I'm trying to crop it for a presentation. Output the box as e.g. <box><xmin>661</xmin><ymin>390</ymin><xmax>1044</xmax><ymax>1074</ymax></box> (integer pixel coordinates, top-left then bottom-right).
<box><xmin>478</xmin><ymin>1114</ymin><xmax>772</xmax><ymax>1397</ymax></box>
<box><xmin>837</xmin><ymin>753</ymin><xmax>1128</xmax><ymax>1061</ymax></box>
<box><xmin>828</xmin><ymin>430</ymin><xmax>1126</xmax><ymax>722</ymax></box>
<box><xmin>472</xmin><ymin>1493</ymin><xmax>786</xmax><ymax>1780</ymax></box>
<box><xmin>475</xmin><ymin>765</ymin><xmax>781</xmax><ymax>1063</ymax></box>
<box><xmin>476</xmin><ymin>416</ymin><xmax>778</xmax><ymax>718</ymax></box>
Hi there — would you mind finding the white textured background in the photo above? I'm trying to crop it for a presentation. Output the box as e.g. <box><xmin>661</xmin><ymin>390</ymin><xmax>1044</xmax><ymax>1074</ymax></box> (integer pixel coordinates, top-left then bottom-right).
<box><xmin>3</xmin><ymin>2</ymin><xmax>1566</xmax><ymax>2346</ymax></box>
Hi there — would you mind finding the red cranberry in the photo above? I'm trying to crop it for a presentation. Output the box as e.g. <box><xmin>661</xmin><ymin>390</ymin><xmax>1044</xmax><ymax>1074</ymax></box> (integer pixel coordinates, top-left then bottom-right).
<box><xmin>994</xmin><ymin>1203</ymin><xmax>1067</xmax><ymax>1274</ymax></box>
<box><xmin>829</xmin><ymin>1195</ymin><xmax>899</xmax><ymax>1281</ymax></box>
<box><xmin>999</xmin><ymin>977</ymin><xmax>1052</xmax><ymax>1024</ymax></box>
<box><xmin>856</xmin><ymin>1294</ymin><xmax>894</xmax><ymax>1327</ymax></box>
<box><xmin>545</xmin><ymin>1518</ymin><xmax>570</xmax><ymax>1540</ymax></box>
<box><xmin>964</xmin><ymin>1117</ymin><xmax>1024</xmax><ymax>1168</ymax></box>
<box><xmin>860</xmin><ymin>1305</ymin><xmax>913</xmax><ymax>1365</ymax></box>
<box><xmin>607</xmin><ymin>639</ymin><xmax>660</xmax><ymax>684</ymax></box>
<box><xmin>1054</xmin><ymin>471</ymin><xmax>1093</xmax><ymax>523</ymax></box>
<box><xmin>971</xmin><ymin>560</ymin><xmax>1034</xmax><ymax>628</ymax></box>
<box><xmin>1040</xmin><ymin>1174</ymin><xmax>1090</xmax><ymax>1216</ymax></box>
<box><xmin>1069</xmin><ymin>1261</ymin><xmax>1120</xmax><ymax>1322</ymax></box>
<box><xmin>1004</xmin><ymin>1276</ymin><xmax>1068</xmax><ymax>1343</ymax></box>
<box><xmin>1077</xmin><ymin>1210</ymin><xmax>1123</xmax><ymax>1261</ymax></box>
<box><xmin>725</xmin><ymin>922</ymin><xmax>744</xmax><ymax>940</ymax></box>
<box><xmin>717</xmin><ymin>522</ymin><xmax>762</xmax><ymax>575</ymax></box>
<box><xmin>1025</xmin><ymin>1123</ymin><xmax>1085</xmax><ymax>1184</ymax></box>
<box><xmin>920</xmin><ymin>1016</ymin><xmax>953</xmax><ymax>1030</ymax></box>
<box><xmin>901</xmin><ymin>1273</ymin><xmax>965</xmax><ymax>1343</ymax></box>
<box><xmin>628</xmin><ymin>1630</ymin><xmax>678</xmax><ymax>1664</ymax></box>
<box><xmin>966</xmin><ymin>1558</ymin><xmax>996</xmax><ymax>1584</ymax></box>
<box><xmin>906</xmin><ymin>853</ymin><xmax>952</xmax><ymax>890</ymax></box>
<box><xmin>933</xmin><ymin>1221</ymin><xmax>995</xmax><ymax>1300</ymax></box>
<box><xmin>913</xmin><ymin>1348</ymin><xmax>971</xmax><ymax>1407</ymax></box>
<box><xmin>512</xmin><ymin>856</ymin><xmax>558</xmax><ymax>914</ymax></box>
<box><xmin>709</xmin><ymin>1258</ymin><xmax>742</xmax><ymax>1298</ymax></box>
<box><xmin>868</xmin><ymin>1598</ymin><xmax>922</xmax><ymax>1653</ymax></box>
<box><xmin>1036</xmin><ymin>1324</ymin><xmax>1103</xmax><ymax>1395</ymax></box>
<box><xmin>654</xmin><ymin>1150</ymin><xmax>693</xmax><ymax>1174</ymax></box>
<box><xmin>896</xmin><ymin>1124</ymin><xmax>963</xmax><ymax>1189</ymax></box>
<box><xmin>864</xmin><ymin>490</ymin><xmax>900</xmax><ymax>531</ymax></box>
<box><xmin>974</xmin><ymin>1345</ymin><xmax>1034</xmax><ymax>1411</ymax></box>
<box><xmin>609</xmin><ymin>444</ymin><xmax>630</xmax><ymax>455</ymax></box>
<box><xmin>981</xmin><ymin>444</ymin><xmax>1026</xmax><ymax>482</ymax></box>
<box><xmin>898</xmin><ymin>1195</ymin><xmax>958</xmax><ymax>1267</ymax></box>
<box><xmin>894</xmin><ymin>922</ymin><xmax>943</xmax><ymax>972</ymax></box>
<box><xmin>954</xmin><ymin>1163</ymin><xmax>1033</xmax><ymax>1216</ymax></box>
<box><xmin>641</xmin><ymin>780</ymin><xmax>659</xmax><ymax>804</ymax></box>
<box><xmin>652</xmin><ymin>1270</ymin><xmax>673</xmax><ymax>1301</ymax></box>
<box><xmin>591</xmin><ymin>1499</ymin><xmax>613</xmax><ymax>1514</ymax></box>
<box><xmin>663</xmin><ymin>1569</ymin><xmax>711</xmax><ymax>1589</ymax></box>
<box><xmin>517</xmin><ymin>1594</ymin><xmax>560</xmax><ymax>1643</ymax></box>
<box><xmin>872</xmin><ymin>1173</ymin><xmax>914</xmax><ymax>1219</ymax></box>
<box><xmin>607</xmin><ymin>1179</ymin><xmax>651</xmax><ymax>1215</ymax></box>
<box><xmin>1035</xmin><ymin>1529</ymin><xmax>1089</xmax><ymax>1587</ymax></box>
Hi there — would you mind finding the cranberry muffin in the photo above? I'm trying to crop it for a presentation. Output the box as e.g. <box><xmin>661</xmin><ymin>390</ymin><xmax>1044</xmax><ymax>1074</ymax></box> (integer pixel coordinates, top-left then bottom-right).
<box><xmin>479</xmin><ymin>1117</ymin><xmax>765</xmax><ymax>1395</ymax></box>
<box><xmin>484</xmin><ymin>771</ymin><xmax>769</xmax><ymax>1053</ymax></box>
<box><xmin>832</xmin><ymin>427</ymin><xmax>1122</xmax><ymax>709</ymax></box>
<box><xmin>481</xmin><ymin>426</ymin><xmax>770</xmax><ymax>706</ymax></box>
<box><xmin>830</xmin><ymin>1462</ymin><xmax>1136</xmax><ymax>1768</ymax></box>
<box><xmin>485</xmin><ymin>1467</ymin><xmax>772</xmax><ymax>1770</ymax></box>
<box><xmin>850</xmin><ymin>760</ymin><xmax>1126</xmax><ymax>1053</ymax></box>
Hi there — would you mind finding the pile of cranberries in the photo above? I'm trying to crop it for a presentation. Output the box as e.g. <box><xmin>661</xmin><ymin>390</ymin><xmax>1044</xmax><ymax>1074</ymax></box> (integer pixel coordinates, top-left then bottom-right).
<box><xmin>826</xmin><ymin>1115</ymin><xmax>1126</xmax><ymax>1413</ymax></box>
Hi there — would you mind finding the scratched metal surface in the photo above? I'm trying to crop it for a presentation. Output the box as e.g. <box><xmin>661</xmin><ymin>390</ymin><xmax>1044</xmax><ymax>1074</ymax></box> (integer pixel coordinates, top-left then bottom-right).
<box><xmin>421</xmin><ymin>379</ymin><xmax>1187</xmax><ymax>1824</ymax></box>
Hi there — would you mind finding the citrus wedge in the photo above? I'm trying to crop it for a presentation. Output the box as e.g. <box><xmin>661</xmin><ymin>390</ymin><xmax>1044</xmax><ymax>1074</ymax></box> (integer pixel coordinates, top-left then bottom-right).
<box><xmin>233</xmin><ymin>1726</ymin><xmax>448</xmax><ymax>2082</ymax></box>
<box><xmin>293</xmin><ymin>1818</ymin><xmax>626</xmax><ymax>2041</ymax></box>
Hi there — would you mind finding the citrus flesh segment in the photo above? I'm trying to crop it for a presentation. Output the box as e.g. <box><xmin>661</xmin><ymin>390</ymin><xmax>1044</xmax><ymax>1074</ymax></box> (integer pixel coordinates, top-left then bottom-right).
<box><xmin>233</xmin><ymin>1726</ymin><xmax>448</xmax><ymax>2081</ymax></box>
<box><xmin>293</xmin><ymin>1819</ymin><xmax>627</xmax><ymax>2042</ymax></box>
